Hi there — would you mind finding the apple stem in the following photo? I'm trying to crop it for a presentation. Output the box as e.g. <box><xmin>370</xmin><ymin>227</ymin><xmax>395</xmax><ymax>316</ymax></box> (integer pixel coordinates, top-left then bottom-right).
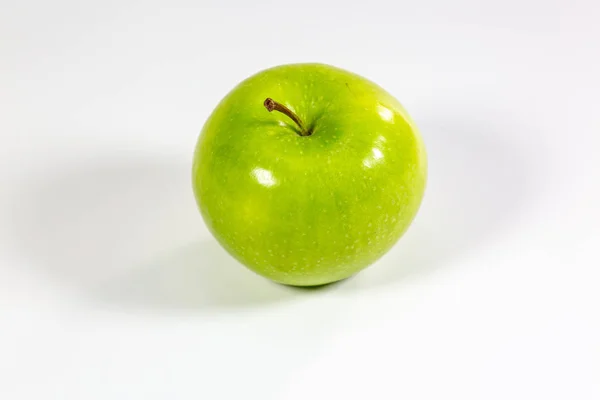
<box><xmin>264</xmin><ymin>98</ymin><xmax>311</xmax><ymax>136</ymax></box>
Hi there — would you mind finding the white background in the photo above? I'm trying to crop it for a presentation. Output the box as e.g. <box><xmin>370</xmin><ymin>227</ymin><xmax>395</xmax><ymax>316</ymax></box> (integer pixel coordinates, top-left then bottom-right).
<box><xmin>1</xmin><ymin>0</ymin><xmax>599</xmax><ymax>398</ymax></box>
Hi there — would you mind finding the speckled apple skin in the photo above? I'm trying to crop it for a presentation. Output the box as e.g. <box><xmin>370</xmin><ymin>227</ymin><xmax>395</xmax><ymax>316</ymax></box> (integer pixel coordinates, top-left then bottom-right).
<box><xmin>192</xmin><ymin>63</ymin><xmax>427</xmax><ymax>286</ymax></box>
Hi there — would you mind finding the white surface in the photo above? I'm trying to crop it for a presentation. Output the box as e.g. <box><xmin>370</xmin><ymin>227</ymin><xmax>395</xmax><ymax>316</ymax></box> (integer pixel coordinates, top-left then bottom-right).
<box><xmin>1</xmin><ymin>0</ymin><xmax>599</xmax><ymax>398</ymax></box>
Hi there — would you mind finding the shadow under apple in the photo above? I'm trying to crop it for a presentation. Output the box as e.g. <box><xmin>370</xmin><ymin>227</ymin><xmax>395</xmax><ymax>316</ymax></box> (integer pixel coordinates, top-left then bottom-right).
<box><xmin>7</xmin><ymin>155</ymin><xmax>303</xmax><ymax>312</ymax></box>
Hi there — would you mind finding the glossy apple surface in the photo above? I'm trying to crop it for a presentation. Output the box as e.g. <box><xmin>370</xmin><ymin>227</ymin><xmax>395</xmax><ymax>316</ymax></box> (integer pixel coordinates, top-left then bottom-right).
<box><xmin>192</xmin><ymin>63</ymin><xmax>427</xmax><ymax>286</ymax></box>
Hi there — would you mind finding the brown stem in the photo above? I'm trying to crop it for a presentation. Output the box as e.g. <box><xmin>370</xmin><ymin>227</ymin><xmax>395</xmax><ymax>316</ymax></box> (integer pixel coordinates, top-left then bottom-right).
<box><xmin>264</xmin><ymin>98</ymin><xmax>310</xmax><ymax>136</ymax></box>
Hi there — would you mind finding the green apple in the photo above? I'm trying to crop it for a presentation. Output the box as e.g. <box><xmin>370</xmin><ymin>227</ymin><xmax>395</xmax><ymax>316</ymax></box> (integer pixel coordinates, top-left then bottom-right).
<box><xmin>192</xmin><ymin>63</ymin><xmax>427</xmax><ymax>286</ymax></box>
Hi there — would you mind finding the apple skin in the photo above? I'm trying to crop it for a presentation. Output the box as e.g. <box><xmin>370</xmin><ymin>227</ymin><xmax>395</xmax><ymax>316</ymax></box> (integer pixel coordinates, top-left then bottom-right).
<box><xmin>192</xmin><ymin>63</ymin><xmax>427</xmax><ymax>286</ymax></box>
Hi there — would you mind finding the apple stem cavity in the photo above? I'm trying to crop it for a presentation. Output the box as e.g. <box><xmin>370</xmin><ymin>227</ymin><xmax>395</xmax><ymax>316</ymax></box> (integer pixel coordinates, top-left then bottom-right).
<box><xmin>264</xmin><ymin>98</ymin><xmax>311</xmax><ymax>136</ymax></box>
